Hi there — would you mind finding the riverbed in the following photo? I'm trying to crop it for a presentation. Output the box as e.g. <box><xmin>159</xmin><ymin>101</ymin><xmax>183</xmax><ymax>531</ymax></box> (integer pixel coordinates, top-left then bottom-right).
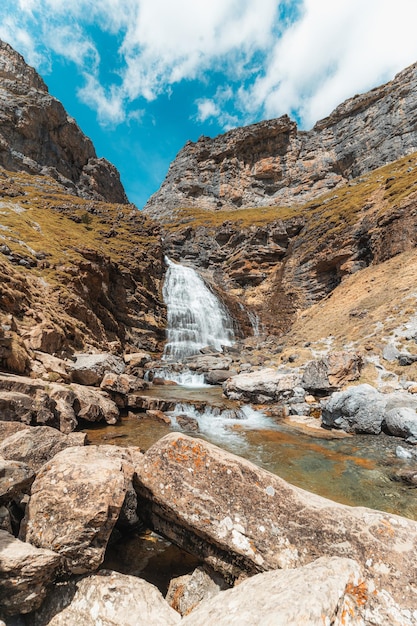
<box><xmin>84</xmin><ymin>384</ymin><xmax>417</xmax><ymax>521</ymax></box>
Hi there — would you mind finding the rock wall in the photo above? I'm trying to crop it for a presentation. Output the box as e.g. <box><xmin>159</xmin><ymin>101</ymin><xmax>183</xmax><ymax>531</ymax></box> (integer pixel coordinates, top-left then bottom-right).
<box><xmin>144</xmin><ymin>63</ymin><xmax>417</xmax><ymax>217</ymax></box>
<box><xmin>0</xmin><ymin>40</ymin><xmax>127</xmax><ymax>204</ymax></box>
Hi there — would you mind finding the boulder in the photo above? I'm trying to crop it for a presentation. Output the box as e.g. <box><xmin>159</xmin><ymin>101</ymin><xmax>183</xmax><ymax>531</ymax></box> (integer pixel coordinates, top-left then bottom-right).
<box><xmin>0</xmin><ymin>529</ymin><xmax>62</xmax><ymax>616</ymax></box>
<box><xmin>123</xmin><ymin>351</ymin><xmax>152</xmax><ymax>368</ymax></box>
<box><xmin>321</xmin><ymin>384</ymin><xmax>387</xmax><ymax>434</ymax></box>
<box><xmin>0</xmin><ymin>458</ymin><xmax>35</xmax><ymax>504</ymax></box>
<box><xmin>31</xmin><ymin>570</ymin><xmax>180</xmax><ymax>626</ymax></box>
<box><xmin>384</xmin><ymin>407</ymin><xmax>417</xmax><ymax>443</ymax></box>
<box><xmin>69</xmin><ymin>353</ymin><xmax>125</xmax><ymax>386</ymax></box>
<box><xmin>181</xmin><ymin>557</ymin><xmax>363</xmax><ymax>625</ymax></box>
<box><xmin>133</xmin><ymin>433</ymin><xmax>417</xmax><ymax>611</ymax></box>
<box><xmin>204</xmin><ymin>369</ymin><xmax>237</xmax><ymax>385</ymax></box>
<box><xmin>0</xmin><ymin>421</ymin><xmax>29</xmax><ymax>439</ymax></box>
<box><xmin>301</xmin><ymin>351</ymin><xmax>362</xmax><ymax>393</ymax></box>
<box><xmin>66</xmin><ymin>383</ymin><xmax>119</xmax><ymax>426</ymax></box>
<box><xmin>166</xmin><ymin>566</ymin><xmax>229</xmax><ymax>616</ymax></box>
<box><xmin>223</xmin><ymin>368</ymin><xmax>301</xmax><ymax>403</ymax></box>
<box><xmin>181</xmin><ymin>556</ymin><xmax>417</xmax><ymax>626</ymax></box>
<box><xmin>0</xmin><ymin>426</ymin><xmax>86</xmax><ymax>472</ymax></box>
<box><xmin>186</xmin><ymin>355</ymin><xmax>233</xmax><ymax>372</ymax></box>
<box><xmin>21</xmin><ymin>446</ymin><xmax>140</xmax><ymax>574</ymax></box>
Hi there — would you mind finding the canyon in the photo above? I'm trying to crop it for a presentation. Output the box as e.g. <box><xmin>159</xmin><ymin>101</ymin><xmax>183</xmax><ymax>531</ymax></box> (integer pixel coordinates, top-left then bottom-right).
<box><xmin>1</xmin><ymin>39</ymin><xmax>417</xmax><ymax>625</ymax></box>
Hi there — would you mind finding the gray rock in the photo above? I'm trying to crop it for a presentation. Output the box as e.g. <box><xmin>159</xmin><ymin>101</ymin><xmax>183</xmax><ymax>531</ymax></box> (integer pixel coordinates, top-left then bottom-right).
<box><xmin>30</xmin><ymin>570</ymin><xmax>180</xmax><ymax>626</ymax></box>
<box><xmin>21</xmin><ymin>446</ymin><xmax>140</xmax><ymax>574</ymax></box>
<box><xmin>181</xmin><ymin>557</ymin><xmax>362</xmax><ymax>625</ymax></box>
<box><xmin>383</xmin><ymin>342</ymin><xmax>401</xmax><ymax>362</ymax></box>
<box><xmin>166</xmin><ymin>566</ymin><xmax>229</xmax><ymax>617</ymax></box>
<box><xmin>69</xmin><ymin>353</ymin><xmax>125</xmax><ymax>386</ymax></box>
<box><xmin>385</xmin><ymin>407</ymin><xmax>417</xmax><ymax>442</ymax></box>
<box><xmin>0</xmin><ymin>529</ymin><xmax>62</xmax><ymax>616</ymax></box>
<box><xmin>204</xmin><ymin>369</ymin><xmax>236</xmax><ymax>385</ymax></box>
<box><xmin>321</xmin><ymin>384</ymin><xmax>387</xmax><ymax>434</ymax></box>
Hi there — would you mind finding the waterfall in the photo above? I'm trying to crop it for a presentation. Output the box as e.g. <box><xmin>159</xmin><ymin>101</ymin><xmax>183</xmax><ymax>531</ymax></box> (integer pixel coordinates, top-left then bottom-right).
<box><xmin>162</xmin><ymin>257</ymin><xmax>235</xmax><ymax>361</ymax></box>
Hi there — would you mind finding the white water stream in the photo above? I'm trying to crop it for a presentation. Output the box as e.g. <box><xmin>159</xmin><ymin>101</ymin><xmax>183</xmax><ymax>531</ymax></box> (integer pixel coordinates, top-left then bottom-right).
<box><xmin>162</xmin><ymin>257</ymin><xmax>235</xmax><ymax>361</ymax></box>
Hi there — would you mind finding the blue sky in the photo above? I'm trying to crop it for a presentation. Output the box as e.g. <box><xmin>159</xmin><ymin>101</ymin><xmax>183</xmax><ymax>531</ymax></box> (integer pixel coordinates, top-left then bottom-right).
<box><xmin>1</xmin><ymin>0</ymin><xmax>417</xmax><ymax>208</ymax></box>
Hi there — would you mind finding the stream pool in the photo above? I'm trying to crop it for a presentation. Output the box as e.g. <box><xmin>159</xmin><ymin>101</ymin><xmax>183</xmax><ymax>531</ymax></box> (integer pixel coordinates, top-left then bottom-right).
<box><xmin>84</xmin><ymin>385</ymin><xmax>417</xmax><ymax>521</ymax></box>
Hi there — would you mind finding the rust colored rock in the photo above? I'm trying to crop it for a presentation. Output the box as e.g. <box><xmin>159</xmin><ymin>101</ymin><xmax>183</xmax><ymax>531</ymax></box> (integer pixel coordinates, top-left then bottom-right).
<box><xmin>134</xmin><ymin>433</ymin><xmax>417</xmax><ymax>611</ymax></box>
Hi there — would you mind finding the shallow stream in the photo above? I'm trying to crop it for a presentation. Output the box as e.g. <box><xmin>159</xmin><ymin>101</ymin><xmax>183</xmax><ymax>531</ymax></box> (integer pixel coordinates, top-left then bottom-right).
<box><xmin>85</xmin><ymin>384</ymin><xmax>417</xmax><ymax>521</ymax></box>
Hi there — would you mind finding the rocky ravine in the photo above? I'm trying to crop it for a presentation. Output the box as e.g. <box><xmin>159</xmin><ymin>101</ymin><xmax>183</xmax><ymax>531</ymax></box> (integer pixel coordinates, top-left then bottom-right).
<box><xmin>144</xmin><ymin>62</ymin><xmax>417</xmax><ymax>216</ymax></box>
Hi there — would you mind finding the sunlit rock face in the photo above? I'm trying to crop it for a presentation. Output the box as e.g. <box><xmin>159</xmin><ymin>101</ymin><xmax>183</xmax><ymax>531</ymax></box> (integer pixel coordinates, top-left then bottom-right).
<box><xmin>0</xmin><ymin>39</ymin><xmax>128</xmax><ymax>203</ymax></box>
<box><xmin>144</xmin><ymin>63</ymin><xmax>417</xmax><ymax>218</ymax></box>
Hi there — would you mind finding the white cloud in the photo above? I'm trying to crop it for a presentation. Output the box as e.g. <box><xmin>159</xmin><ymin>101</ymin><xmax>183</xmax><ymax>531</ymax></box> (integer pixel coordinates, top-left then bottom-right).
<box><xmin>247</xmin><ymin>0</ymin><xmax>417</xmax><ymax>128</ymax></box>
<box><xmin>1</xmin><ymin>0</ymin><xmax>417</xmax><ymax>130</ymax></box>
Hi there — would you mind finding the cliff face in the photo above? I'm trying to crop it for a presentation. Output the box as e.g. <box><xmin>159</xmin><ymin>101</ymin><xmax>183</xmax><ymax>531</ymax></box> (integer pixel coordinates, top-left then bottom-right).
<box><xmin>0</xmin><ymin>40</ymin><xmax>127</xmax><ymax>204</ymax></box>
<box><xmin>0</xmin><ymin>42</ymin><xmax>166</xmax><ymax>372</ymax></box>
<box><xmin>144</xmin><ymin>63</ymin><xmax>417</xmax><ymax>218</ymax></box>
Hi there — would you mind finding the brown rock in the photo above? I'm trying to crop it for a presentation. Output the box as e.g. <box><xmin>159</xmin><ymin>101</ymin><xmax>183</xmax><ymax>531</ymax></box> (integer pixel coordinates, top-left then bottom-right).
<box><xmin>21</xmin><ymin>445</ymin><xmax>138</xmax><ymax>573</ymax></box>
<box><xmin>0</xmin><ymin>425</ymin><xmax>86</xmax><ymax>472</ymax></box>
<box><xmin>0</xmin><ymin>529</ymin><xmax>62</xmax><ymax>616</ymax></box>
<box><xmin>31</xmin><ymin>570</ymin><xmax>181</xmax><ymax>626</ymax></box>
<box><xmin>145</xmin><ymin>409</ymin><xmax>171</xmax><ymax>424</ymax></box>
<box><xmin>0</xmin><ymin>457</ymin><xmax>35</xmax><ymax>504</ymax></box>
<box><xmin>166</xmin><ymin>566</ymin><xmax>229</xmax><ymax>616</ymax></box>
<box><xmin>134</xmin><ymin>433</ymin><xmax>417</xmax><ymax>610</ymax></box>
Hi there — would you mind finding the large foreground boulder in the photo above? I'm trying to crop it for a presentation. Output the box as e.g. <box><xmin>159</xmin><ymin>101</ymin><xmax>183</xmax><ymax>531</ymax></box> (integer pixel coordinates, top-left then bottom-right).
<box><xmin>69</xmin><ymin>353</ymin><xmax>125</xmax><ymax>386</ymax></box>
<box><xmin>21</xmin><ymin>446</ymin><xmax>141</xmax><ymax>574</ymax></box>
<box><xmin>31</xmin><ymin>570</ymin><xmax>180</xmax><ymax>626</ymax></box>
<box><xmin>133</xmin><ymin>433</ymin><xmax>417</xmax><ymax>611</ymax></box>
<box><xmin>0</xmin><ymin>529</ymin><xmax>62</xmax><ymax>616</ymax></box>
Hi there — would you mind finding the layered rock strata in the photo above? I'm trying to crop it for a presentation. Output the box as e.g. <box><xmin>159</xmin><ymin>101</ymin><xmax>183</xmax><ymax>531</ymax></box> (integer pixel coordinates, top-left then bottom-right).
<box><xmin>145</xmin><ymin>63</ymin><xmax>417</xmax><ymax>216</ymax></box>
<box><xmin>0</xmin><ymin>40</ymin><xmax>127</xmax><ymax>203</ymax></box>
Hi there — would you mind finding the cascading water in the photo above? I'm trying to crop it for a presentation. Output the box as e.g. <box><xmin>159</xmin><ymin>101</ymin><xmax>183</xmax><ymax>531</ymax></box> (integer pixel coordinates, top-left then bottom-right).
<box><xmin>162</xmin><ymin>257</ymin><xmax>235</xmax><ymax>361</ymax></box>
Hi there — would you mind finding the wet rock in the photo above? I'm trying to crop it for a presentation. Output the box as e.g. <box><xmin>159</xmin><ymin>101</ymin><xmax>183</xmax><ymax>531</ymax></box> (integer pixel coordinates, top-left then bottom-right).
<box><xmin>69</xmin><ymin>353</ymin><xmax>125</xmax><ymax>386</ymax></box>
<box><xmin>321</xmin><ymin>384</ymin><xmax>387</xmax><ymax>434</ymax></box>
<box><xmin>223</xmin><ymin>367</ymin><xmax>301</xmax><ymax>403</ymax></box>
<box><xmin>134</xmin><ymin>433</ymin><xmax>417</xmax><ymax>611</ymax></box>
<box><xmin>175</xmin><ymin>414</ymin><xmax>200</xmax><ymax>432</ymax></box>
<box><xmin>0</xmin><ymin>426</ymin><xmax>86</xmax><ymax>472</ymax></box>
<box><xmin>21</xmin><ymin>445</ymin><xmax>139</xmax><ymax>574</ymax></box>
<box><xmin>0</xmin><ymin>529</ymin><xmax>62</xmax><ymax>616</ymax></box>
<box><xmin>186</xmin><ymin>355</ymin><xmax>233</xmax><ymax>372</ymax></box>
<box><xmin>204</xmin><ymin>369</ymin><xmax>237</xmax><ymax>385</ymax></box>
<box><xmin>166</xmin><ymin>565</ymin><xmax>229</xmax><ymax>616</ymax></box>
<box><xmin>31</xmin><ymin>570</ymin><xmax>181</xmax><ymax>626</ymax></box>
<box><xmin>0</xmin><ymin>458</ymin><xmax>34</xmax><ymax>505</ymax></box>
<box><xmin>181</xmin><ymin>557</ymin><xmax>362</xmax><ymax>625</ymax></box>
<box><xmin>145</xmin><ymin>409</ymin><xmax>171</xmax><ymax>424</ymax></box>
<box><xmin>385</xmin><ymin>407</ymin><xmax>417</xmax><ymax>443</ymax></box>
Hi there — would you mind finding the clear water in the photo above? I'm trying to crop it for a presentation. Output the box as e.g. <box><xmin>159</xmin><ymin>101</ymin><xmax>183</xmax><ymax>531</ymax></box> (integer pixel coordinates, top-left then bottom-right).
<box><xmin>162</xmin><ymin>257</ymin><xmax>235</xmax><ymax>360</ymax></box>
<box><xmin>85</xmin><ymin>386</ymin><xmax>417</xmax><ymax>521</ymax></box>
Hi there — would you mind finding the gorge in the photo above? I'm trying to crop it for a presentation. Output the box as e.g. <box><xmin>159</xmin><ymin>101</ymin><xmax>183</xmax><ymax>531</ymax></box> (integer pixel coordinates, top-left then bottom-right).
<box><xmin>1</xmin><ymin>39</ymin><xmax>417</xmax><ymax>624</ymax></box>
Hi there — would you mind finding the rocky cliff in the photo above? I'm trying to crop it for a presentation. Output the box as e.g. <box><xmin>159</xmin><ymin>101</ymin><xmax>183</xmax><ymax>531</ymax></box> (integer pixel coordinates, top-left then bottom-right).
<box><xmin>144</xmin><ymin>63</ymin><xmax>417</xmax><ymax>217</ymax></box>
<box><xmin>0</xmin><ymin>40</ymin><xmax>127</xmax><ymax>204</ymax></box>
<box><xmin>0</xmin><ymin>41</ymin><xmax>166</xmax><ymax>372</ymax></box>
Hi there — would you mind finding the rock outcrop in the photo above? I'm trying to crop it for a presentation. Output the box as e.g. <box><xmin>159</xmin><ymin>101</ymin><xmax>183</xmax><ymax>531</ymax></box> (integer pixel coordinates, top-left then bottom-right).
<box><xmin>0</xmin><ymin>40</ymin><xmax>127</xmax><ymax>203</ymax></box>
<box><xmin>145</xmin><ymin>63</ymin><xmax>417</xmax><ymax>216</ymax></box>
<box><xmin>134</xmin><ymin>433</ymin><xmax>417</xmax><ymax>611</ymax></box>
